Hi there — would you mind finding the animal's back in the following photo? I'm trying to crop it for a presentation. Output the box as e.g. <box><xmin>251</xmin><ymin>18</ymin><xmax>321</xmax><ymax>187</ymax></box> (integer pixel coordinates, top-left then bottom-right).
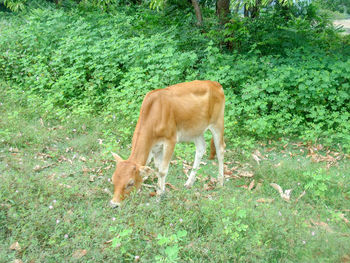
<box><xmin>137</xmin><ymin>80</ymin><xmax>224</xmax><ymax>141</ymax></box>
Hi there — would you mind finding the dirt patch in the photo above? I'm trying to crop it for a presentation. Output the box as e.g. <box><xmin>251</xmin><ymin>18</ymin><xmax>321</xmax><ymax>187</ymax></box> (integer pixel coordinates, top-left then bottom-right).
<box><xmin>333</xmin><ymin>19</ymin><xmax>350</xmax><ymax>34</ymax></box>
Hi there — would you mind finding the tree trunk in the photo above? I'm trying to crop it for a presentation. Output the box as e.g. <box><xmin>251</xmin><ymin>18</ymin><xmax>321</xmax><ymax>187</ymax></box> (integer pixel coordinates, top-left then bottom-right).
<box><xmin>191</xmin><ymin>0</ymin><xmax>203</xmax><ymax>26</ymax></box>
<box><xmin>216</xmin><ymin>0</ymin><xmax>230</xmax><ymax>24</ymax></box>
<box><xmin>250</xmin><ymin>0</ymin><xmax>261</xmax><ymax>18</ymax></box>
<box><xmin>244</xmin><ymin>4</ymin><xmax>249</xmax><ymax>17</ymax></box>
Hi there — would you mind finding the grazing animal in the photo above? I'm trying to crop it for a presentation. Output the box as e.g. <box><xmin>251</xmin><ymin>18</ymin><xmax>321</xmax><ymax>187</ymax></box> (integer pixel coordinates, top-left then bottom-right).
<box><xmin>110</xmin><ymin>80</ymin><xmax>225</xmax><ymax>207</ymax></box>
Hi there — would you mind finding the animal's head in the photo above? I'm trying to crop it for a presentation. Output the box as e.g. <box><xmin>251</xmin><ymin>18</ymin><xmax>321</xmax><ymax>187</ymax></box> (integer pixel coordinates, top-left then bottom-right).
<box><xmin>110</xmin><ymin>152</ymin><xmax>151</xmax><ymax>208</ymax></box>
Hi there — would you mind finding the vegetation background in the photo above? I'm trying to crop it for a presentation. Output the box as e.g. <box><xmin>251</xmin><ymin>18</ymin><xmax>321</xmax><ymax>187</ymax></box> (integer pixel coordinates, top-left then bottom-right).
<box><xmin>1</xmin><ymin>0</ymin><xmax>349</xmax><ymax>262</ymax></box>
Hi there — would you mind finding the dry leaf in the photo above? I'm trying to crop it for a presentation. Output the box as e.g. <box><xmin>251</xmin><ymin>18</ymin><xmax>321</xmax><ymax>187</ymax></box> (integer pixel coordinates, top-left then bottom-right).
<box><xmin>252</xmin><ymin>154</ymin><xmax>261</xmax><ymax>165</ymax></box>
<box><xmin>339</xmin><ymin>213</ymin><xmax>349</xmax><ymax>224</ymax></box>
<box><xmin>72</xmin><ymin>249</ymin><xmax>87</xmax><ymax>259</ymax></box>
<box><xmin>295</xmin><ymin>191</ymin><xmax>306</xmax><ymax>203</ymax></box>
<box><xmin>248</xmin><ymin>180</ymin><xmax>255</xmax><ymax>191</ymax></box>
<box><xmin>266</xmin><ymin>147</ymin><xmax>276</xmax><ymax>152</ymax></box>
<box><xmin>236</xmin><ymin>184</ymin><xmax>249</xmax><ymax>189</ymax></box>
<box><xmin>274</xmin><ymin>162</ymin><xmax>282</xmax><ymax>168</ymax></box>
<box><xmin>254</xmin><ymin>182</ymin><xmax>262</xmax><ymax>192</ymax></box>
<box><xmin>239</xmin><ymin>171</ymin><xmax>254</xmax><ymax>177</ymax></box>
<box><xmin>89</xmin><ymin>175</ymin><xmax>95</xmax><ymax>182</ymax></box>
<box><xmin>224</xmin><ymin>170</ymin><xmax>233</xmax><ymax>176</ymax></box>
<box><xmin>9</xmin><ymin>147</ymin><xmax>19</xmax><ymax>153</ymax></box>
<box><xmin>149</xmin><ymin>192</ymin><xmax>157</xmax><ymax>197</ymax></box>
<box><xmin>59</xmin><ymin>183</ymin><xmax>72</xmax><ymax>189</ymax></box>
<box><xmin>104</xmin><ymin>240</ymin><xmax>113</xmax><ymax>244</ymax></box>
<box><xmin>310</xmin><ymin>219</ymin><xmax>333</xmax><ymax>232</ymax></box>
<box><xmin>165</xmin><ymin>182</ymin><xmax>178</xmax><ymax>191</ymax></box>
<box><xmin>270</xmin><ymin>183</ymin><xmax>292</xmax><ymax>202</ymax></box>
<box><xmin>256</xmin><ymin>198</ymin><xmax>274</xmax><ymax>203</ymax></box>
<box><xmin>341</xmin><ymin>254</ymin><xmax>350</xmax><ymax>263</ymax></box>
<box><xmin>13</xmin><ymin>260</ymin><xmax>23</xmax><ymax>263</ymax></box>
<box><xmin>10</xmin><ymin>242</ymin><xmax>21</xmax><ymax>251</ymax></box>
<box><xmin>83</xmin><ymin>168</ymin><xmax>89</xmax><ymax>177</ymax></box>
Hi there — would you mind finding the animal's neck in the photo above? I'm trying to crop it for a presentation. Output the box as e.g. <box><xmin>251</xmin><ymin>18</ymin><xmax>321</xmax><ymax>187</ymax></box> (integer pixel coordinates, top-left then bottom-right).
<box><xmin>128</xmin><ymin>124</ymin><xmax>153</xmax><ymax>166</ymax></box>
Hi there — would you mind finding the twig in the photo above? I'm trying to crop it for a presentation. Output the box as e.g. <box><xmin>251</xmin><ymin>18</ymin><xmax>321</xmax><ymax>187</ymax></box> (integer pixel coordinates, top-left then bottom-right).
<box><xmin>142</xmin><ymin>183</ymin><xmax>157</xmax><ymax>189</ymax></box>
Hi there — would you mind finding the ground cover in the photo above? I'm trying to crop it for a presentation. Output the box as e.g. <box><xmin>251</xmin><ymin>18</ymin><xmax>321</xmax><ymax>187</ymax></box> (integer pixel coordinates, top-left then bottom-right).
<box><xmin>1</xmin><ymin>83</ymin><xmax>349</xmax><ymax>262</ymax></box>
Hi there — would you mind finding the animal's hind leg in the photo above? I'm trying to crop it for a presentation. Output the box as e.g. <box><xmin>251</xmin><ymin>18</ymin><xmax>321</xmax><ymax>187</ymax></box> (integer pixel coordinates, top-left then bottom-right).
<box><xmin>209</xmin><ymin>124</ymin><xmax>224</xmax><ymax>187</ymax></box>
<box><xmin>184</xmin><ymin>135</ymin><xmax>206</xmax><ymax>188</ymax></box>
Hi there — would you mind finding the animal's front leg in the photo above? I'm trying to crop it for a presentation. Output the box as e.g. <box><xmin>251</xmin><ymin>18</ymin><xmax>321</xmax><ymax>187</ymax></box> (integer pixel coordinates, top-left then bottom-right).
<box><xmin>156</xmin><ymin>139</ymin><xmax>175</xmax><ymax>195</ymax></box>
<box><xmin>184</xmin><ymin>135</ymin><xmax>206</xmax><ymax>188</ymax></box>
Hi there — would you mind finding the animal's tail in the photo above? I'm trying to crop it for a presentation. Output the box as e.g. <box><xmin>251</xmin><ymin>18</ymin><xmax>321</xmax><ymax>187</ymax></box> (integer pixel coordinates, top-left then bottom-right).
<box><xmin>209</xmin><ymin>138</ymin><xmax>216</xmax><ymax>160</ymax></box>
<box><xmin>209</xmin><ymin>137</ymin><xmax>226</xmax><ymax>159</ymax></box>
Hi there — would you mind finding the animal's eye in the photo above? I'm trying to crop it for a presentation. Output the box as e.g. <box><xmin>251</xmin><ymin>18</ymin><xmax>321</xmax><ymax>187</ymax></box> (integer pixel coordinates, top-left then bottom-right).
<box><xmin>126</xmin><ymin>179</ymin><xmax>135</xmax><ymax>188</ymax></box>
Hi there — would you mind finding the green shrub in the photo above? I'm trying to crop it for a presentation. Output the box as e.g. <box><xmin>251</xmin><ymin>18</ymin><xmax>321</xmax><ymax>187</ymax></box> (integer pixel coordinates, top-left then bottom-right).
<box><xmin>0</xmin><ymin>5</ymin><xmax>349</xmax><ymax>151</ymax></box>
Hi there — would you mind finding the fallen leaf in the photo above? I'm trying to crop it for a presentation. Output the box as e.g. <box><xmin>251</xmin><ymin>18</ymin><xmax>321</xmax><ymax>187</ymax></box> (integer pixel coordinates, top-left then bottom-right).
<box><xmin>165</xmin><ymin>182</ymin><xmax>178</xmax><ymax>191</ymax></box>
<box><xmin>203</xmin><ymin>184</ymin><xmax>215</xmax><ymax>191</ymax></box>
<box><xmin>256</xmin><ymin>198</ymin><xmax>274</xmax><ymax>203</ymax></box>
<box><xmin>89</xmin><ymin>175</ymin><xmax>95</xmax><ymax>182</ymax></box>
<box><xmin>238</xmin><ymin>171</ymin><xmax>254</xmax><ymax>177</ymax></box>
<box><xmin>270</xmin><ymin>183</ymin><xmax>292</xmax><ymax>202</ymax></box>
<box><xmin>339</xmin><ymin>213</ymin><xmax>349</xmax><ymax>224</ymax></box>
<box><xmin>104</xmin><ymin>240</ymin><xmax>113</xmax><ymax>244</ymax></box>
<box><xmin>248</xmin><ymin>180</ymin><xmax>255</xmax><ymax>191</ymax></box>
<box><xmin>59</xmin><ymin>183</ymin><xmax>72</xmax><ymax>189</ymax></box>
<box><xmin>236</xmin><ymin>184</ymin><xmax>249</xmax><ymax>189</ymax></box>
<box><xmin>72</xmin><ymin>249</ymin><xmax>87</xmax><ymax>259</ymax></box>
<box><xmin>341</xmin><ymin>254</ymin><xmax>350</xmax><ymax>263</ymax></box>
<box><xmin>310</xmin><ymin>219</ymin><xmax>333</xmax><ymax>232</ymax></box>
<box><xmin>266</xmin><ymin>147</ymin><xmax>276</xmax><ymax>152</ymax></box>
<box><xmin>295</xmin><ymin>191</ymin><xmax>306</xmax><ymax>203</ymax></box>
<box><xmin>254</xmin><ymin>149</ymin><xmax>265</xmax><ymax>159</ymax></box>
<box><xmin>9</xmin><ymin>242</ymin><xmax>21</xmax><ymax>251</ymax></box>
<box><xmin>274</xmin><ymin>162</ymin><xmax>282</xmax><ymax>168</ymax></box>
<box><xmin>13</xmin><ymin>259</ymin><xmax>23</xmax><ymax>263</ymax></box>
<box><xmin>149</xmin><ymin>192</ymin><xmax>157</xmax><ymax>197</ymax></box>
<box><xmin>33</xmin><ymin>163</ymin><xmax>55</xmax><ymax>172</ymax></box>
<box><xmin>9</xmin><ymin>147</ymin><xmax>19</xmax><ymax>153</ymax></box>
<box><xmin>254</xmin><ymin>182</ymin><xmax>262</xmax><ymax>192</ymax></box>
<box><xmin>252</xmin><ymin>154</ymin><xmax>261</xmax><ymax>165</ymax></box>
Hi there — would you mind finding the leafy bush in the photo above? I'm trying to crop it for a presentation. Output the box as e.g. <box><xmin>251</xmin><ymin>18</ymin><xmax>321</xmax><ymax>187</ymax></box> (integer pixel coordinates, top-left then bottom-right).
<box><xmin>0</xmin><ymin>4</ymin><xmax>349</xmax><ymax>151</ymax></box>
<box><xmin>219</xmin><ymin>3</ymin><xmax>342</xmax><ymax>55</ymax></box>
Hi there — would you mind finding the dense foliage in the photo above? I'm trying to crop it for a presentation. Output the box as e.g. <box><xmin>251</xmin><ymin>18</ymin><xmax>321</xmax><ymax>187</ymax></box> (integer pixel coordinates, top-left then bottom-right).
<box><xmin>1</xmin><ymin>2</ymin><xmax>349</xmax><ymax>151</ymax></box>
<box><xmin>1</xmin><ymin>2</ymin><xmax>350</xmax><ymax>262</ymax></box>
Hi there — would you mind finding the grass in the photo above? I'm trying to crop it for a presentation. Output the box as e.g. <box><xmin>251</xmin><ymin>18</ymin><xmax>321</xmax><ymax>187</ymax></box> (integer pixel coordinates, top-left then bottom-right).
<box><xmin>1</xmin><ymin>84</ymin><xmax>350</xmax><ymax>263</ymax></box>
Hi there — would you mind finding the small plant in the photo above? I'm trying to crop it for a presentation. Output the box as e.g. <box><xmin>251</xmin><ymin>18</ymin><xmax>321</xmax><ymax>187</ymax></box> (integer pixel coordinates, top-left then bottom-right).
<box><xmin>221</xmin><ymin>201</ymin><xmax>248</xmax><ymax>242</ymax></box>
<box><xmin>155</xmin><ymin>230</ymin><xmax>187</xmax><ymax>262</ymax></box>
<box><xmin>109</xmin><ymin>227</ymin><xmax>133</xmax><ymax>254</ymax></box>
<box><xmin>304</xmin><ymin>169</ymin><xmax>331</xmax><ymax>200</ymax></box>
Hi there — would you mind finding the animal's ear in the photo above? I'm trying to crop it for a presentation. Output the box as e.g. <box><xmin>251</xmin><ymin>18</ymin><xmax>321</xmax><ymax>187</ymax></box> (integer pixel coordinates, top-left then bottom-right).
<box><xmin>139</xmin><ymin>166</ymin><xmax>154</xmax><ymax>181</ymax></box>
<box><xmin>111</xmin><ymin>152</ymin><xmax>123</xmax><ymax>163</ymax></box>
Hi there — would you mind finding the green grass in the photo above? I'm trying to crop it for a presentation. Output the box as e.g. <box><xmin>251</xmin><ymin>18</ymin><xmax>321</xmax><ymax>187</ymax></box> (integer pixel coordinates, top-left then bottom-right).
<box><xmin>1</xmin><ymin>85</ymin><xmax>350</xmax><ymax>263</ymax></box>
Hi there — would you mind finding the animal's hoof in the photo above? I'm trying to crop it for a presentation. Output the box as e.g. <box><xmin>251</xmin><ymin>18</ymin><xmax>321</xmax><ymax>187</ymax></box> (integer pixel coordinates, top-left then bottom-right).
<box><xmin>110</xmin><ymin>200</ymin><xmax>121</xmax><ymax>208</ymax></box>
